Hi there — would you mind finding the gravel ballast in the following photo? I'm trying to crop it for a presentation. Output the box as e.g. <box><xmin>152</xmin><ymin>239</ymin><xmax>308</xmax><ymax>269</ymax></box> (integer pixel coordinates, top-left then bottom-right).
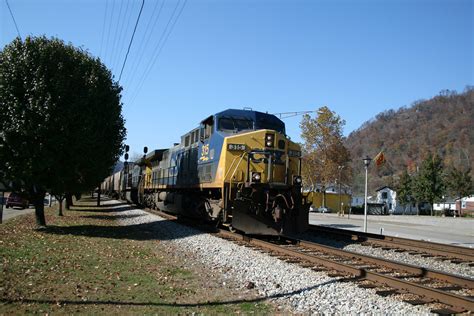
<box><xmin>116</xmin><ymin>206</ymin><xmax>434</xmax><ymax>314</ymax></box>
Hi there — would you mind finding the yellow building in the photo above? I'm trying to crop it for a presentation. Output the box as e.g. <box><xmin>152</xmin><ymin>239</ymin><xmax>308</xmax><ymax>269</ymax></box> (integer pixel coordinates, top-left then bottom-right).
<box><xmin>304</xmin><ymin>191</ymin><xmax>351</xmax><ymax>213</ymax></box>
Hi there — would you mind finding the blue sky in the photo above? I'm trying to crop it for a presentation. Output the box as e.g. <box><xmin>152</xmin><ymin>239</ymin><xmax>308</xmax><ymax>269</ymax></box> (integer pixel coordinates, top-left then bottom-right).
<box><xmin>1</xmin><ymin>0</ymin><xmax>472</xmax><ymax>157</ymax></box>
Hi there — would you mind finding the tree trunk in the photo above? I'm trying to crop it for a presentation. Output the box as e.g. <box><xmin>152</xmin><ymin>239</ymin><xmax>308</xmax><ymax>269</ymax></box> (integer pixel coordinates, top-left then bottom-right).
<box><xmin>97</xmin><ymin>189</ymin><xmax>101</xmax><ymax>207</ymax></box>
<box><xmin>58</xmin><ymin>198</ymin><xmax>64</xmax><ymax>216</ymax></box>
<box><xmin>32</xmin><ymin>191</ymin><xmax>47</xmax><ymax>227</ymax></box>
<box><xmin>65</xmin><ymin>193</ymin><xmax>73</xmax><ymax>209</ymax></box>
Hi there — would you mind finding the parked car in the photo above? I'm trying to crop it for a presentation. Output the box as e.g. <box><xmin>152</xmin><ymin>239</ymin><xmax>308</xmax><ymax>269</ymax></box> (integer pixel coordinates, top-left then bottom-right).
<box><xmin>309</xmin><ymin>205</ymin><xmax>331</xmax><ymax>213</ymax></box>
<box><xmin>317</xmin><ymin>207</ymin><xmax>330</xmax><ymax>213</ymax></box>
<box><xmin>6</xmin><ymin>192</ymin><xmax>29</xmax><ymax>209</ymax></box>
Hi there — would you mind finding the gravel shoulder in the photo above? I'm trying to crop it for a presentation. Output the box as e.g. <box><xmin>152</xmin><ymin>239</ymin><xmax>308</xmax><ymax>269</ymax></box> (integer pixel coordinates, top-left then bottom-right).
<box><xmin>119</xmin><ymin>206</ymin><xmax>434</xmax><ymax>314</ymax></box>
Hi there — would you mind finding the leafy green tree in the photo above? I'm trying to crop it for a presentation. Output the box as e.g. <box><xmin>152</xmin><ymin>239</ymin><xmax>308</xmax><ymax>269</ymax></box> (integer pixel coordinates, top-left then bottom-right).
<box><xmin>396</xmin><ymin>170</ymin><xmax>414</xmax><ymax>214</ymax></box>
<box><xmin>300</xmin><ymin>106</ymin><xmax>351</xmax><ymax>206</ymax></box>
<box><xmin>0</xmin><ymin>36</ymin><xmax>126</xmax><ymax>227</ymax></box>
<box><xmin>412</xmin><ymin>153</ymin><xmax>445</xmax><ymax>215</ymax></box>
<box><xmin>446</xmin><ymin>167</ymin><xmax>473</xmax><ymax>212</ymax></box>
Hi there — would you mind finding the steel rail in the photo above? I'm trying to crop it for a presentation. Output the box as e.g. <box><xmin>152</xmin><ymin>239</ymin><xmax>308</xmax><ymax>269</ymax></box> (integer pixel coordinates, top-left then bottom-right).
<box><xmin>218</xmin><ymin>230</ymin><xmax>474</xmax><ymax>312</ymax></box>
<box><xmin>297</xmin><ymin>239</ymin><xmax>474</xmax><ymax>288</ymax></box>
<box><xmin>309</xmin><ymin>224</ymin><xmax>474</xmax><ymax>262</ymax></box>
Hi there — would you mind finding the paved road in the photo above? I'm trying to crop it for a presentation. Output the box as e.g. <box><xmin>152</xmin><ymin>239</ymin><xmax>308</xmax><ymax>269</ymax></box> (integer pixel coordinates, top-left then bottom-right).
<box><xmin>1</xmin><ymin>206</ymin><xmax>35</xmax><ymax>222</ymax></box>
<box><xmin>1</xmin><ymin>194</ymin><xmax>55</xmax><ymax>223</ymax></box>
<box><xmin>309</xmin><ymin>213</ymin><xmax>474</xmax><ymax>248</ymax></box>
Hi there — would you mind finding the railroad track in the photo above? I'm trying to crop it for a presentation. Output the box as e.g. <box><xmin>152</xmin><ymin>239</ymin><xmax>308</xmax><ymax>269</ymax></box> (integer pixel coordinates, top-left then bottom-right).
<box><xmin>308</xmin><ymin>225</ymin><xmax>474</xmax><ymax>264</ymax></box>
<box><xmin>218</xmin><ymin>231</ymin><xmax>474</xmax><ymax>314</ymax></box>
<box><xmin>145</xmin><ymin>208</ymin><xmax>473</xmax><ymax>313</ymax></box>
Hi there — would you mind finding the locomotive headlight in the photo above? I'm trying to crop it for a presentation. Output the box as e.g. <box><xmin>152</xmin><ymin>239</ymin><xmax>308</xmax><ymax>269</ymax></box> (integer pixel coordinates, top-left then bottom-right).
<box><xmin>265</xmin><ymin>133</ymin><xmax>274</xmax><ymax>148</ymax></box>
<box><xmin>293</xmin><ymin>175</ymin><xmax>302</xmax><ymax>185</ymax></box>
<box><xmin>251</xmin><ymin>172</ymin><xmax>261</xmax><ymax>182</ymax></box>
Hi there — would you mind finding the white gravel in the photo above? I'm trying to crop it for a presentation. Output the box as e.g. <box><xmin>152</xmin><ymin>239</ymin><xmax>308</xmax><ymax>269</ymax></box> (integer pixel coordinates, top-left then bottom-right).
<box><xmin>299</xmin><ymin>233</ymin><xmax>474</xmax><ymax>279</ymax></box>
<box><xmin>116</xmin><ymin>206</ymin><xmax>434</xmax><ymax>314</ymax></box>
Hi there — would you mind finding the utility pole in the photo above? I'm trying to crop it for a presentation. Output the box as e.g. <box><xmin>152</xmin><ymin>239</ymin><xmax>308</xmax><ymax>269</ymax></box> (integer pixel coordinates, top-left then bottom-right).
<box><xmin>338</xmin><ymin>165</ymin><xmax>345</xmax><ymax>215</ymax></box>
<box><xmin>363</xmin><ymin>156</ymin><xmax>372</xmax><ymax>232</ymax></box>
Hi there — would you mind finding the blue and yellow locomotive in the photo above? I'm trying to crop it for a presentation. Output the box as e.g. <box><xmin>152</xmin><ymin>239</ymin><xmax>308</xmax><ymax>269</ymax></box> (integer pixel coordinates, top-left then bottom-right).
<box><xmin>122</xmin><ymin>109</ymin><xmax>309</xmax><ymax>235</ymax></box>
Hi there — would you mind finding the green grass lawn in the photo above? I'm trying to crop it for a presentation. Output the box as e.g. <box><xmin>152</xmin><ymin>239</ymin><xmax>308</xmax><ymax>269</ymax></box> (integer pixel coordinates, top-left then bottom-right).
<box><xmin>0</xmin><ymin>198</ymin><xmax>271</xmax><ymax>314</ymax></box>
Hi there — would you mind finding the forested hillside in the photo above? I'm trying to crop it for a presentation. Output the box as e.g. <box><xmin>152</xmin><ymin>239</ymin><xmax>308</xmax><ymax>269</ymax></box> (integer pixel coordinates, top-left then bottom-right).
<box><xmin>346</xmin><ymin>87</ymin><xmax>473</xmax><ymax>195</ymax></box>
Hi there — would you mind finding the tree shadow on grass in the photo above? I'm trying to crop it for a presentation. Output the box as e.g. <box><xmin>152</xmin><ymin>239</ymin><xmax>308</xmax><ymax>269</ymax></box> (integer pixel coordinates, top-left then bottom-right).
<box><xmin>43</xmin><ymin>217</ymin><xmax>204</xmax><ymax>241</ymax></box>
<box><xmin>0</xmin><ymin>277</ymin><xmax>346</xmax><ymax>309</ymax></box>
<box><xmin>80</xmin><ymin>214</ymin><xmax>145</xmax><ymax>221</ymax></box>
<box><xmin>69</xmin><ymin>205</ymin><xmax>139</xmax><ymax>213</ymax></box>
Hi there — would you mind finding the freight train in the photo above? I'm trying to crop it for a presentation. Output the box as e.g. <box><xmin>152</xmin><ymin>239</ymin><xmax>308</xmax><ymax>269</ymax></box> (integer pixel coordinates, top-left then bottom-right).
<box><xmin>101</xmin><ymin>109</ymin><xmax>310</xmax><ymax>235</ymax></box>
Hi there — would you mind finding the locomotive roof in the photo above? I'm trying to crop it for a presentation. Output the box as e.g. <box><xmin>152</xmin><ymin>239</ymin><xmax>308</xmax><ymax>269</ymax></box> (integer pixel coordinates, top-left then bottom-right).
<box><xmin>212</xmin><ymin>109</ymin><xmax>284</xmax><ymax>125</ymax></box>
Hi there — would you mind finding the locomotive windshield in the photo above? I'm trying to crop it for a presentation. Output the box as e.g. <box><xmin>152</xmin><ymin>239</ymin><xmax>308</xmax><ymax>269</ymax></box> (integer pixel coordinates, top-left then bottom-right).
<box><xmin>218</xmin><ymin>117</ymin><xmax>254</xmax><ymax>132</ymax></box>
<box><xmin>215</xmin><ymin>110</ymin><xmax>286</xmax><ymax>134</ymax></box>
<box><xmin>255</xmin><ymin>114</ymin><xmax>285</xmax><ymax>134</ymax></box>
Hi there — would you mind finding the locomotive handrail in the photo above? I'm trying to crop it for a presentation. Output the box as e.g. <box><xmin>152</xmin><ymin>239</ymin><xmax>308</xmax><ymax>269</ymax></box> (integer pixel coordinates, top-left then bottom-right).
<box><xmin>228</xmin><ymin>152</ymin><xmax>247</xmax><ymax>182</ymax></box>
<box><xmin>223</xmin><ymin>153</ymin><xmax>245</xmax><ymax>181</ymax></box>
<box><xmin>228</xmin><ymin>152</ymin><xmax>248</xmax><ymax>201</ymax></box>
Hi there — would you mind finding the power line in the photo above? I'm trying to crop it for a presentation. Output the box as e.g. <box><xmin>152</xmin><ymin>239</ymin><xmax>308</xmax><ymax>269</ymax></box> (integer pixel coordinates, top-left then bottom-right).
<box><xmin>126</xmin><ymin>0</ymin><xmax>182</xmax><ymax>104</ymax></box>
<box><xmin>118</xmin><ymin>0</ymin><xmax>145</xmax><ymax>82</ymax></box>
<box><xmin>104</xmin><ymin>0</ymin><xmax>116</xmax><ymax>64</ymax></box>
<box><xmin>5</xmin><ymin>0</ymin><xmax>21</xmax><ymax>39</ymax></box>
<box><xmin>127</xmin><ymin>0</ymin><xmax>187</xmax><ymax>105</ymax></box>
<box><xmin>109</xmin><ymin>0</ymin><xmax>126</xmax><ymax>71</ymax></box>
<box><xmin>273</xmin><ymin>111</ymin><xmax>318</xmax><ymax>119</ymax></box>
<box><xmin>112</xmin><ymin>0</ymin><xmax>134</xmax><ymax>72</ymax></box>
<box><xmin>99</xmin><ymin>0</ymin><xmax>109</xmax><ymax>58</ymax></box>
<box><xmin>124</xmin><ymin>0</ymin><xmax>165</xmax><ymax>87</ymax></box>
<box><xmin>121</xmin><ymin>0</ymin><xmax>164</xmax><ymax>89</ymax></box>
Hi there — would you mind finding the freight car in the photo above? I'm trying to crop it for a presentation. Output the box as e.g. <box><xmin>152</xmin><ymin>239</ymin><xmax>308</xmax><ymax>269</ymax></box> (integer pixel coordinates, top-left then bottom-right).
<box><xmin>104</xmin><ymin>109</ymin><xmax>310</xmax><ymax>235</ymax></box>
<box><xmin>101</xmin><ymin>161</ymin><xmax>136</xmax><ymax>201</ymax></box>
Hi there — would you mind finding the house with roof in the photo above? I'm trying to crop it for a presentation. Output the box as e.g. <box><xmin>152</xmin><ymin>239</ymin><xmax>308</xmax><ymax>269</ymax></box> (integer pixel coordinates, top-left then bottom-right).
<box><xmin>375</xmin><ymin>186</ymin><xmax>424</xmax><ymax>215</ymax></box>
<box><xmin>456</xmin><ymin>195</ymin><xmax>474</xmax><ymax>216</ymax></box>
<box><xmin>376</xmin><ymin>186</ymin><xmax>399</xmax><ymax>214</ymax></box>
<box><xmin>433</xmin><ymin>199</ymin><xmax>456</xmax><ymax>212</ymax></box>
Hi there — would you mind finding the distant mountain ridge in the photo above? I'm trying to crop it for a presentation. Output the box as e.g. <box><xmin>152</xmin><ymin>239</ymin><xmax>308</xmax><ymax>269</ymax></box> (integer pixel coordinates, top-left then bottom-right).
<box><xmin>345</xmin><ymin>87</ymin><xmax>474</xmax><ymax>195</ymax></box>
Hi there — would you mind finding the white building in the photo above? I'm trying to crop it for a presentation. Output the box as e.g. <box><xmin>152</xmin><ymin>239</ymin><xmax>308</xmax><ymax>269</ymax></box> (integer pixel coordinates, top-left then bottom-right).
<box><xmin>351</xmin><ymin>196</ymin><xmax>364</xmax><ymax>207</ymax></box>
<box><xmin>433</xmin><ymin>200</ymin><xmax>456</xmax><ymax>211</ymax></box>
<box><xmin>375</xmin><ymin>186</ymin><xmax>420</xmax><ymax>214</ymax></box>
<box><xmin>376</xmin><ymin>186</ymin><xmax>398</xmax><ymax>213</ymax></box>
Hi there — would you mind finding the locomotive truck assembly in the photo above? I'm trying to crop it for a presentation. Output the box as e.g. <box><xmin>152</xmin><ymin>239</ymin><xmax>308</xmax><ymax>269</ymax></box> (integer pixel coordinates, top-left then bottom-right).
<box><xmin>101</xmin><ymin>109</ymin><xmax>310</xmax><ymax>235</ymax></box>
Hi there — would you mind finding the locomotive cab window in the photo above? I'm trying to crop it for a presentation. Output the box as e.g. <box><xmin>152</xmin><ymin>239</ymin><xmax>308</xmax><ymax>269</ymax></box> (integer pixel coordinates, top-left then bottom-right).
<box><xmin>201</xmin><ymin>115</ymin><xmax>214</xmax><ymax>139</ymax></box>
<box><xmin>218</xmin><ymin>117</ymin><xmax>253</xmax><ymax>132</ymax></box>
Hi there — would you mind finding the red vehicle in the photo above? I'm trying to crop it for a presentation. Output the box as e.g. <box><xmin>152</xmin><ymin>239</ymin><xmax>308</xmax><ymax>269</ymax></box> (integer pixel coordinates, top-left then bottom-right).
<box><xmin>6</xmin><ymin>192</ymin><xmax>29</xmax><ymax>209</ymax></box>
